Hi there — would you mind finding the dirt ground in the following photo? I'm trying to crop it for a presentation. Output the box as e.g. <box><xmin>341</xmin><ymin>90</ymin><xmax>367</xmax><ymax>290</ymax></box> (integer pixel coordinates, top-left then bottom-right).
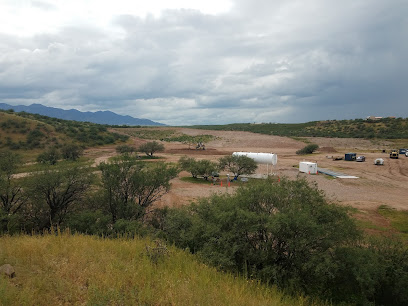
<box><xmin>86</xmin><ymin>128</ymin><xmax>408</xmax><ymax>216</ymax></box>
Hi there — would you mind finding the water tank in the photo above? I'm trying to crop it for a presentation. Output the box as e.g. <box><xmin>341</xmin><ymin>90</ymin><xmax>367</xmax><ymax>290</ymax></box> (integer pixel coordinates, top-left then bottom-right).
<box><xmin>232</xmin><ymin>152</ymin><xmax>277</xmax><ymax>165</ymax></box>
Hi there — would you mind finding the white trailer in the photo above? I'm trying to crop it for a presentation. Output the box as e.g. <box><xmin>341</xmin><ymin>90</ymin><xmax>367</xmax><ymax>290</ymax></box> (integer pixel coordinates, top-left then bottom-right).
<box><xmin>299</xmin><ymin>162</ymin><xmax>318</xmax><ymax>174</ymax></box>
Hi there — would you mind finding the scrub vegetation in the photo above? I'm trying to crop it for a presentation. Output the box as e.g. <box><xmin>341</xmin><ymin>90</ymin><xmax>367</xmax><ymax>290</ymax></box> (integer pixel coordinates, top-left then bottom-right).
<box><xmin>117</xmin><ymin>127</ymin><xmax>216</xmax><ymax>146</ymax></box>
<box><xmin>0</xmin><ymin>110</ymin><xmax>128</xmax><ymax>156</ymax></box>
<box><xmin>1</xmin><ymin>117</ymin><xmax>408</xmax><ymax>305</ymax></box>
<box><xmin>192</xmin><ymin>117</ymin><xmax>408</xmax><ymax>139</ymax></box>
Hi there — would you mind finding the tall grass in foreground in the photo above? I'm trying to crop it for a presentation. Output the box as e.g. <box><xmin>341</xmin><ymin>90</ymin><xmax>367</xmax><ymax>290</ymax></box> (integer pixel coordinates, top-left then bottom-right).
<box><xmin>0</xmin><ymin>233</ymin><xmax>311</xmax><ymax>305</ymax></box>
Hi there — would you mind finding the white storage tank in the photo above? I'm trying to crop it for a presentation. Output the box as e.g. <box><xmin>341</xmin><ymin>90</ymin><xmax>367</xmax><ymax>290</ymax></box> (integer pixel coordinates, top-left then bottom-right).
<box><xmin>232</xmin><ymin>152</ymin><xmax>277</xmax><ymax>165</ymax></box>
<box><xmin>299</xmin><ymin>162</ymin><xmax>318</xmax><ymax>174</ymax></box>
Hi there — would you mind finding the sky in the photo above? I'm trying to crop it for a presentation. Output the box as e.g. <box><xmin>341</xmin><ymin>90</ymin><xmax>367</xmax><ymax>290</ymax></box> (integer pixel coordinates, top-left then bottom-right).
<box><xmin>0</xmin><ymin>0</ymin><xmax>407</xmax><ymax>125</ymax></box>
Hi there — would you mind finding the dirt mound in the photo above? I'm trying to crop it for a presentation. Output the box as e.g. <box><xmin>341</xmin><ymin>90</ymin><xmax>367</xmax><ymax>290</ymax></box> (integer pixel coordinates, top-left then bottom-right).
<box><xmin>319</xmin><ymin>146</ymin><xmax>338</xmax><ymax>153</ymax></box>
<box><xmin>164</xmin><ymin>148</ymin><xmax>230</xmax><ymax>155</ymax></box>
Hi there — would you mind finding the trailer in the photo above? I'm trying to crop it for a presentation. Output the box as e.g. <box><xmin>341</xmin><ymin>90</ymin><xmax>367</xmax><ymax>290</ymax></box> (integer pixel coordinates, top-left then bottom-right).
<box><xmin>345</xmin><ymin>153</ymin><xmax>357</xmax><ymax>161</ymax></box>
<box><xmin>299</xmin><ymin>162</ymin><xmax>318</xmax><ymax>174</ymax></box>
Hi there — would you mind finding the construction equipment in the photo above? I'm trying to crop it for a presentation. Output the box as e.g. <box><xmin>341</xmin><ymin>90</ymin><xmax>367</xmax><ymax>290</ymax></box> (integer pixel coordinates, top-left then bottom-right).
<box><xmin>196</xmin><ymin>142</ymin><xmax>205</xmax><ymax>150</ymax></box>
<box><xmin>390</xmin><ymin>150</ymin><xmax>399</xmax><ymax>159</ymax></box>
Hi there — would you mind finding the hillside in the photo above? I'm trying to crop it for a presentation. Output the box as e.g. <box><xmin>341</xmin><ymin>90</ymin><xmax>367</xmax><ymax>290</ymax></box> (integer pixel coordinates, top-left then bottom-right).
<box><xmin>0</xmin><ymin>103</ymin><xmax>164</xmax><ymax>126</ymax></box>
<box><xmin>192</xmin><ymin>117</ymin><xmax>408</xmax><ymax>139</ymax></box>
<box><xmin>0</xmin><ymin>234</ymin><xmax>303</xmax><ymax>306</ymax></box>
<box><xmin>0</xmin><ymin>110</ymin><xmax>128</xmax><ymax>154</ymax></box>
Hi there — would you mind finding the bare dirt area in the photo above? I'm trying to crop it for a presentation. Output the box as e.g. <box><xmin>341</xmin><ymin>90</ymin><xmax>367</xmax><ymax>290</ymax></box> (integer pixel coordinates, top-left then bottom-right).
<box><xmin>87</xmin><ymin>128</ymin><xmax>408</xmax><ymax>215</ymax></box>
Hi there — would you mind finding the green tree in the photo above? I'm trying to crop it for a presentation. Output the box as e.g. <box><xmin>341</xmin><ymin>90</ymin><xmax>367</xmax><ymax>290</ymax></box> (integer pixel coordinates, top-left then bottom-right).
<box><xmin>160</xmin><ymin>177</ymin><xmax>360</xmax><ymax>299</ymax></box>
<box><xmin>116</xmin><ymin>144</ymin><xmax>136</xmax><ymax>155</ymax></box>
<box><xmin>138</xmin><ymin>141</ymin><xmax>165</xmax><ymax>157</ymax></box>
<box><xmin>179</xmin><ymin>156</ymin><xmax>217</xmax><ymax>180</ymax></box>
<box><xmin>296</xmin><ymin>143</ymin><xmax>319</xmax><ymax>155</ymax></box>
<box><xmin>99</xmin><ymin>156</ymin><xmax>178</xmax><ymax>222</ymax></box>
<box><xmin>0</xmin><ymin>151</ymin><xmax>27</xmax><ymax>231</ymax></box>
<box><xmin>28</xmin><ymin>166</ymin><xmax>93</xmax><ymax>229</ymax></box>
<box><xmin>37</xmin><ymin>147</ymin><xmax>60</xmax><ymax>165</ymax></box>
<box><xmin>218</xmin><ymin>155</ymin><xmax>257</xmax><ymax>179</ymax></box>
<box><xmin>61</xmin><ymin>143</ymin><xmax>83</xmax><ymax>161</ymax></box>
<box><xmin>99</xmin><ymin>156</ymin><xmax>140</xmax><ymax>222</ymax></box>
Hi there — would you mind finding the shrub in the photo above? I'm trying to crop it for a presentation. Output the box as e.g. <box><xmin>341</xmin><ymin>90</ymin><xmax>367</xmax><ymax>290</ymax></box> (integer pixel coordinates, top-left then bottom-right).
<box><xmin>116</xmin><ymin>144</ymin><xmax>136</xmax><ymax>155</ymax></box>
<box><xmin>178</xmin><ymin>156</ymin><xmax>217</xmax><ymax>180</ymax></box>
<box><xmin>296</xmin><ymin>143</ymin><xmax>319</xmax><ymax>155</ymax></box>
<box><xmin>158</xmin><ymin>178</ymin><xmax>408</xmax><ymax>304</ymax></box>
<box><xmin>61</xmin><ymin>144</ymin><xmax>83</xmax><ymax>161</ymax></box>
<box><xmin>36</xmin><ymin>147</ymin><xmax>60</xmax><ymax>165</ymax></box>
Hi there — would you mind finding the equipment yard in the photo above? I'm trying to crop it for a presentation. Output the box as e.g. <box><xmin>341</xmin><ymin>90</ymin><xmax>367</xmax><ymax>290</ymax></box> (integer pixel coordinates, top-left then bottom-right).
<box><xmin>104</xmin><ymin>127</ymin><xmax>408</xmax><ymax>215</ymax></box>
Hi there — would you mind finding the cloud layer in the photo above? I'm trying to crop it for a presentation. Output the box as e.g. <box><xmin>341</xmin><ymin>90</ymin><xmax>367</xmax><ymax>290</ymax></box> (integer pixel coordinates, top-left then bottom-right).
<box><xmin>1</xmin><ymin>0</ymin><xmax>407</xmax><ymax>125</ymax></box>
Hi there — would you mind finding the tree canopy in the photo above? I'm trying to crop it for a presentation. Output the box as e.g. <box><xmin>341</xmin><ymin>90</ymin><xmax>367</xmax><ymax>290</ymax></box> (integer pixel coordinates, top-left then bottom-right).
<box><xmin>138</xmin><ymin>141</ymin><xmax>165</xmax><ymax>157</ymax></box>
<box><xmin>218</xmin><ymin>155</ymin><xmax>257</xmax><ymax>179</ymax></box>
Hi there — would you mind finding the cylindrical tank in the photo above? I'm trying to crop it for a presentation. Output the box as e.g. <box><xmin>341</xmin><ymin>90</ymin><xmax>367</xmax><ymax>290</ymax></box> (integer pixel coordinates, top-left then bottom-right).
<box><xmin>232</xmin><ymin>152</ymin><xmax>277</xmax><ymax>165</ymax></box>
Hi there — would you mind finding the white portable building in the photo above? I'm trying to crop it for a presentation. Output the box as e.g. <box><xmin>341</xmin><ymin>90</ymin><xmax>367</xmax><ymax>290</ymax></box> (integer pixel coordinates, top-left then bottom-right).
<box><xmin>299</xmin><ymin>162</ymin><xmax>318</xmax><ymax>174</ymax></box>
<box><xmin>232</xmin><ymin>152</ymin><xmax>277</xmax><ymax>165</ymax></box>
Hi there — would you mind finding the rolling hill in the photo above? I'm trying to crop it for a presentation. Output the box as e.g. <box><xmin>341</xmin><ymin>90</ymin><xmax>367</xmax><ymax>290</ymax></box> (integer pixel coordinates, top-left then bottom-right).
<box><xmin>0</xmin><ymin>103</ymin><xmax>164</xmax><ymax>126</ymax></box>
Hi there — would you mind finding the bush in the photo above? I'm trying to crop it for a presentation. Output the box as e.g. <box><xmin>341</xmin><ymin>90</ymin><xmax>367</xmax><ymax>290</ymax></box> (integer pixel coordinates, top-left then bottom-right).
<box><xmin>178</xmin><ymin>156</ymin><xmax>217</xmax><ymax>180</ymax></box>
<box><xmin>37</xmin><ymin>147</ymin><xmax>60</xmax><ymax>165</ymax></box>
<box><xmin>61</xmin><ymin>144</ymin><xmax>83</xmax><ymax>161</ymax></box>
<box><xmin>116</xmin><ymin>144</ymin><xmax>136</xmax><ymax>155</ymax></box>
<box><xmin>296</xmin><ymin>143</ymin><xmax>319</xmax><ymax>155</ymax></box>
<box><xmin>157</xmin><ymin>177</ymin><xmax>408</xmax><ymax>304</ymax></box>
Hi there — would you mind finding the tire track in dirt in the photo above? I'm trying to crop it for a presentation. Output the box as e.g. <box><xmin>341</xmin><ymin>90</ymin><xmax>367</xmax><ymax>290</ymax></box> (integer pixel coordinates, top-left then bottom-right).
<box><xmin>396</xmin><ymin>158</ymin><xmax>408</xmax><ymax>177</ymax></box>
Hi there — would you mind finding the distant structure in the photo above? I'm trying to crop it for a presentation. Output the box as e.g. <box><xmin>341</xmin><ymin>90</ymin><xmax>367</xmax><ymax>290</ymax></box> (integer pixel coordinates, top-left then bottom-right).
<box><xmin>366</xmin><ymin>116</ymin><xmax>383</xmax><ymax>120</ymax></box>
<box><xmin>366</xmin><ymin>116</ymin><xmax>396</xmax><ymax>120</ymax></box>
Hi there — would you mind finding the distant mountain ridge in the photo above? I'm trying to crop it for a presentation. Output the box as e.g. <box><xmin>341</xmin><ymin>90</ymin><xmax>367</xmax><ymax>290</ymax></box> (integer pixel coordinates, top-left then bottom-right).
<box><xmin>0</xmin><ymin>103</ymin><xmax>164</xmax><ymax>126</ymax></box>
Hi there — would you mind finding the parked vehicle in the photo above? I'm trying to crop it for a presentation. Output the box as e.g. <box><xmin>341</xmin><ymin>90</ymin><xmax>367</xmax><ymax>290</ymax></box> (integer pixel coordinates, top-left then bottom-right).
<box><xmin>399</xmin><ymin>148</ymin><xmax>407</xmax><ymax>155</ymax></box>
<box><xmin>374</xmin><ymin>158</ymin><xmax>384</xmax><ymax>165</ymax></box>
<box><xmin>390</xmin><ymin>150</ymin><xmax>399</xmax><ymax>159</ymax></box>
<box><xmin>356</xmin><ymin>156</ymin><xmax>365</xmax><ymax>162</ymax></box>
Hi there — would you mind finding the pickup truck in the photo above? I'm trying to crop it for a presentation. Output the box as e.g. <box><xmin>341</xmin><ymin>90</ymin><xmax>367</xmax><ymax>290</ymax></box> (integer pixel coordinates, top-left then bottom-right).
<box><xmin>356</xmin><ymin>156</ymin><xmax>365</xmax><ymax>162</ymax></box>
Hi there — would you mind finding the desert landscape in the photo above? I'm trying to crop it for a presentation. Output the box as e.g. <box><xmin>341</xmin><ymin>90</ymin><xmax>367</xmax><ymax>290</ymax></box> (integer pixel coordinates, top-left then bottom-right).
<box><xmin>96</xmin><ymin>127</ymin><xmax>408</xmax><ymax>216</ymax></box>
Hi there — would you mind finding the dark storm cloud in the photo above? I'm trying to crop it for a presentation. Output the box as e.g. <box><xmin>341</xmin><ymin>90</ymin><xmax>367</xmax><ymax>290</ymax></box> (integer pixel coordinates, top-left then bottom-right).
<box><xmin>0</xmin><ymin>0</ymin><xmax>407</xmax><ymax>125</ymax></box>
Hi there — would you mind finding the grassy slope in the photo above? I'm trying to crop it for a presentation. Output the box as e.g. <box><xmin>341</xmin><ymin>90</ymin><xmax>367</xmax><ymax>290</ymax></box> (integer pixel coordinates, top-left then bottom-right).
<box><xmin>0</xmin><ymin>110</ymin><xmax>129</xmax><ymax>161</ymax></box>
<box><xmin>0</xmin><ymin>233</ymin><xmax>309</xmax><ymax>306</ymax></box>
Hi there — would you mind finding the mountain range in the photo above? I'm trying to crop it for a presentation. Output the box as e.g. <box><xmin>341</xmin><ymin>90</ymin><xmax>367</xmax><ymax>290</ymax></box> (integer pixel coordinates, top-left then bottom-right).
<box><xmin>0</xmin><ymin>103</ymin><xmax>164</xmax><ymax>126</ymax></box>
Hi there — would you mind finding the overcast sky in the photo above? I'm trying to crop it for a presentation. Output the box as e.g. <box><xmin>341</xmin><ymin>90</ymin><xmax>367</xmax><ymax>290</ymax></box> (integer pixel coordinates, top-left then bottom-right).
<box><xmin>1</xmin><ymin>0</ymin><xmax>407</xmax><ymax>125</ymax></box>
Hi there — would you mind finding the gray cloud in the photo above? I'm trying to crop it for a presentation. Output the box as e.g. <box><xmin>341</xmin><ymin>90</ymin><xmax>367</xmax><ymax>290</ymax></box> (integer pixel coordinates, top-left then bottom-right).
<box><xmin>0</xmin><ymin>0</ymin><xmax>407</xmax><ymax>125</ymax></box>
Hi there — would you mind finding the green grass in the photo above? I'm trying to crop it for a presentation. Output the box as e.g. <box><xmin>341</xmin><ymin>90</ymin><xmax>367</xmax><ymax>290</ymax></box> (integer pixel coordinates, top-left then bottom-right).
<box><xmin>355</xmin><ymin>219</ymin><xmax>388</xmax><ymax>232</ymax></box>
<box><xmin>16</xmin><ymin>157</ymin><xmax>93</xmax><ymax>174</ymax></box>
<box><xmin>378</xmin><ymin>205</ymin><xmax>408</xmax><ymax>236</ymax></box>
<box><xmin>0</xmin><ymin>233</ymin><xmax>311</xmax><ymax>305</ymax></box>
